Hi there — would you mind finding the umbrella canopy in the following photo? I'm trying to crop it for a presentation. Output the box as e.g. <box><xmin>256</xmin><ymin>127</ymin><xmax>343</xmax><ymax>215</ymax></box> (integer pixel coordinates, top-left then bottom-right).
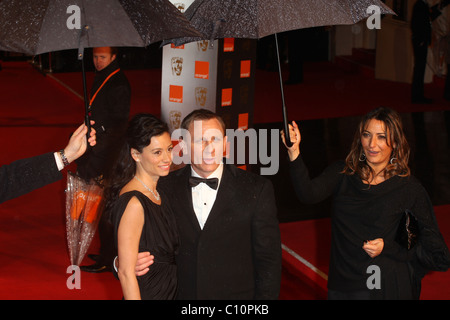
<box><xmin>175</xmin><ymin>0</ymin><xmax>395</xmax><ymax>43</ymax></box>
<box><xmin>170</xmin><ymin>0</ymin><xmax>395</xmax><ymax>146</ymax></box>
<box><xmin>0</xmin><ymin>0</ymin><xmax>201</xmax><ymax>56</ymax></box>
<box><xmin>0</xmin><ymin>0</ymin><xmax>202</xmax><ymax>134</ymax></box>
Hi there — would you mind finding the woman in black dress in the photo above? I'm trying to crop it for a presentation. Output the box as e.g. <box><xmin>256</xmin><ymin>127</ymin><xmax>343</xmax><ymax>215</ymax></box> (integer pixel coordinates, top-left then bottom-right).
<box><xmin>105</xmin><ymin>114</ymin><xmax>178</xmax><ymax>300</ymax></box>
<box><xmin>282</xmin><ymin>107</ymin><xmax>450</xmax><ymax>299</ymax></box>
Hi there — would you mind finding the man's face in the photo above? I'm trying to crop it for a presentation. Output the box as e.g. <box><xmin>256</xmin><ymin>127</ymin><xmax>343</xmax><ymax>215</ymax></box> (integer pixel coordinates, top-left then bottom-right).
<box><xmin>188</xmin><ymin>118</ymin><xmax>226</xmax><ymax>178</ymax></box>
<box><xmin>93</xmin><ymin>47</ymin><xmax>115</xmax><ymax>71</ymax></box>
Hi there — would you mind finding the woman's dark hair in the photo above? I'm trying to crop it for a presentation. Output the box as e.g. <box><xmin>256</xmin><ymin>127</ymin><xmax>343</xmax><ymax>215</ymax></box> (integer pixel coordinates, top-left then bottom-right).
<box><xmin>342</xmin><ymin>107</ymin><xmax>410</xmax><ymax>183</ymax></box>
<box><xmin>103</xmin><ymin>113</ymin><xmax>169</xmax><ymax>216</ymax></box>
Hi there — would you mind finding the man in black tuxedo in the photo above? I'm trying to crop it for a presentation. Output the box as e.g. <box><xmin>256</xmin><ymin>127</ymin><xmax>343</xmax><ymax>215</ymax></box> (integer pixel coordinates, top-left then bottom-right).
<box><xmin>130</xmin><ymin>109</ymin><xmax>282</xmax><ymax>299</ymax></box>
<box><xmin>79</xmin><ymin>47</ymin><xmax>130</xmax><ymax>273</ymax></box>
<box><xmin>0</xmin><ymin>123</ymin><xmax>96</xmax><ymax>204</ymax></box>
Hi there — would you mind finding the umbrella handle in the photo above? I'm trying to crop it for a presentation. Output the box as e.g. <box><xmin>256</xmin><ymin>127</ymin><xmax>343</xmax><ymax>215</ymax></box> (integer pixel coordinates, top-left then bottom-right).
<box><xmin>274</xmin><ymin>33</ymin><xmax>292</xmax><ymax>147</ymax></box>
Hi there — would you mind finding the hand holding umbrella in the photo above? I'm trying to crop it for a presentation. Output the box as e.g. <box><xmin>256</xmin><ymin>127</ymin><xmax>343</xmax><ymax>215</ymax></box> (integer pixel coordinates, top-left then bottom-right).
<box><xmin>63</xmin><ymin>121</ymin><xmax>97</xmax><ymax>164</ymax></box>
<box><xmin>281</xmin><ymin>120</ymin><xmax>301</xmax><ymax>161</ymax></box>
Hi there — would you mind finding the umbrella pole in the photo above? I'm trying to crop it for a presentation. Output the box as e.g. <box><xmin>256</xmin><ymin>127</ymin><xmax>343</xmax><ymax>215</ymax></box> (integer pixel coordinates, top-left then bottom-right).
<box><xmin>274</xmin><ymin>33</ymin><xmax>292</xmax><ymax>147</ymax></box>
<box><xmin>81</xmin><ymin>57</ymin><xmax>90</xmax><ymax>130</ymax></box>
<box><xmin>79</xmin><ymin>49</ymin><xmax>91</xmax><ymax>138</ymax></box>
<box><xmin>77</xmin><ymin>25</ymin><xmax>91</xmax><ymax>138</ymax></box>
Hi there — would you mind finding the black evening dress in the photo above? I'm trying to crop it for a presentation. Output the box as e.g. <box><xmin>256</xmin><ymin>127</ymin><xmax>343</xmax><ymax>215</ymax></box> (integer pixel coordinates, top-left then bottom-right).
<box><xmin>112</xmin><ymin>190</ymin><xmax>179</xmax><ymax>300</ymax></box>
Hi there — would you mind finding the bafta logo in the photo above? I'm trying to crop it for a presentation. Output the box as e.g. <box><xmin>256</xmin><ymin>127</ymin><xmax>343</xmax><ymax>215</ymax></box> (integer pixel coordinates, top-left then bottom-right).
<box><xmin>173</xmin><ymin>3</ymin><xmax>185</xmax><ymax>13</ymax></box>
<box><xmin>171</xmin><ymin>57</ymin><xmax>183</xmax><ymax>76</ymax></box>
<box><xmin>169</xmin><ymin>110</ymin><xmax>182</xmax><ymax>131</ymax></box>
<box><xmin>197</xmin><ymin>40</ymin><xmax>209</xmax><ymax>52</ymax></box>
<box><xmin>240</xmin><ymin>85</ymin><xmax>249</xmax><ymax>105</ymax></box>
<box><xmin>223</xmin><ymin>59</ymin><xmax>233</xmax><ymax>80</ymax></box>
<box><xmin>195</xmin><ymin>87</ymin><xmax>207</xmax><ymax>107</ymax></box>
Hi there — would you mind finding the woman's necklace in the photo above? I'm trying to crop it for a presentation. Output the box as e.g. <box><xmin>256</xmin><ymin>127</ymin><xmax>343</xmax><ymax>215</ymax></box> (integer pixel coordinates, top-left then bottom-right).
<box><xmin>134</xmin><ymin>176</ymin><xmax>160</xmax><ymax>201</ymax></box>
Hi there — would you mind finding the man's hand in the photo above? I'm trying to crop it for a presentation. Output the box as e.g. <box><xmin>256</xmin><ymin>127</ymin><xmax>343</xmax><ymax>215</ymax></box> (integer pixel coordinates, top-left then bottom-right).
<box><xmin>135</xmin><ymin>251</ymin><xmax>154</xmax><ymax>276</ymax></box>
<box><xmin>115</xmin><ymin>252</ymin><xmax>154</xmax><ymax>277</ymax></box>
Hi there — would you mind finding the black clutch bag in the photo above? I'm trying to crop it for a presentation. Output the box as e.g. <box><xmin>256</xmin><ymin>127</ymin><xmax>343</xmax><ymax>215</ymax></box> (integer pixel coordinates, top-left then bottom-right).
<box><xmin>395</xmin><ymin>209</ymin><xmax>420</xmax><ymax>250</ymax></box>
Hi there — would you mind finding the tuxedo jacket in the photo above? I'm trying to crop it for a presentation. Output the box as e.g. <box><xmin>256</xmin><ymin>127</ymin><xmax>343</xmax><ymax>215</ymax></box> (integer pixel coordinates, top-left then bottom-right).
<box><xmin>0</xmin><ymin>152</ymin><xmax>61</xmax><ymax>204</ymax></box>
<box><xmin>159</xmin><ymin>164</ymin><xmax>281</xmax><ymax>300</ymax></box>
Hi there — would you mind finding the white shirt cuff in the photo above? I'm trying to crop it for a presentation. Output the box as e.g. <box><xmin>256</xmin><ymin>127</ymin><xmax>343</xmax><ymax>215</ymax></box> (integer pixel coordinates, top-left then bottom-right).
<box><xmin>54</xmin><ymin>152</ymin><xmax>64</xmax><ymax>171</ymax></box>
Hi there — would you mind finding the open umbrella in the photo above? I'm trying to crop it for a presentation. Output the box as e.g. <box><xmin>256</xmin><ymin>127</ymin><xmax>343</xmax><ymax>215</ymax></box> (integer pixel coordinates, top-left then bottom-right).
<box><xmin>170</xmin><ymin>0</ymin><xmax>395</xmax><ymax>146</ymax></box>
<box><xmin>0</xmin><ymin>0</ymin><xmax>201</xmax><ymax>133</ymax></box>
<box><xmin>0</xmin><ymin>0</ymin><xmax>201</xmax><ymax>267</ymax></box>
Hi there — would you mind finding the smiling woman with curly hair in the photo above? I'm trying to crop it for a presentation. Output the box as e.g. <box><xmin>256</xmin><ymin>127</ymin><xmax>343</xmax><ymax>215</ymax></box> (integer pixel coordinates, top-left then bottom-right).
<box><xmin>282</xmin><ymin>107</ymin><xmax>450</xmax><ymax>300</ymax></box>
<box><xmin>342</xmin><ymin>107</ymin><xmax>410</xmax><ymax>185</ymax></box>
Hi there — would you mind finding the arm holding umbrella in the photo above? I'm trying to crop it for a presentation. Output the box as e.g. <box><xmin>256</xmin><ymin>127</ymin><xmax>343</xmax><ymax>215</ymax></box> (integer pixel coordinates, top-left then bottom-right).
<box><xmin>0</xmin><ymin>122</ymin><xmax>96</xmax><ymax>204</ymax></box>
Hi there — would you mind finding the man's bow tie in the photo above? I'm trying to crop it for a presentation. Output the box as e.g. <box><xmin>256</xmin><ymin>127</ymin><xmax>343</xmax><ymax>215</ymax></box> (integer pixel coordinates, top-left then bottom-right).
<box><xmin>189</xmin><ymin>176</ymin><xmax>219</xmax><ymax>190</ymax></box>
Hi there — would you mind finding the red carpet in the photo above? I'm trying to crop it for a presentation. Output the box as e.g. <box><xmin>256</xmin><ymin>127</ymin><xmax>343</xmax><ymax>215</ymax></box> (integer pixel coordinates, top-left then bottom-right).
<box><xmin>1</xmin><ymin>60</ymin><xmax>449</xmax><ymax>299</ymax></box>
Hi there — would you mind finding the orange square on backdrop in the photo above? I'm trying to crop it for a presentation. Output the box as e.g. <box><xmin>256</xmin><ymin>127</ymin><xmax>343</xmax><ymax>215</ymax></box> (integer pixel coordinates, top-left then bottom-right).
<box><xmin>169</xmin><ymin>85</ymin><xmax>183</xmax><ymax>103</ymax></box>
<box><xmin>221</xmin><ymin>88</ymin><xmax>232</xmax><ymax>106</ymax></box>
<box><xmin>195</xmin><ymin>61</ymin><xmax>209</xmax><ymax>79</ymax></box>
<box><xmin>171</xmin><ymin>43</ymin><xmax>185</xmax><ymax>49</ymax></box>
<box><xmin>224</xmin><ymin>38</ymin><xmax>235</xmax><ymax>52</ymax></box>
<box><xmin>240</xmin><ymin>60</ymin><xmax>251</xmax><ymax>78</ymax></box>
<box><xmin>238</xmin><ymin>113</ymin><xmax>249</xmax><ymax>130</ymax></box>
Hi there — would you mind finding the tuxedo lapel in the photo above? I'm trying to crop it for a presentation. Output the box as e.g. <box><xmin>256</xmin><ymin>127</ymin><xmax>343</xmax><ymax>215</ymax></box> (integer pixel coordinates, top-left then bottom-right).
<box><xmin>173</xmin><ymin>166</ymin><xmax>202</xmax><ymax>232</ymax></box>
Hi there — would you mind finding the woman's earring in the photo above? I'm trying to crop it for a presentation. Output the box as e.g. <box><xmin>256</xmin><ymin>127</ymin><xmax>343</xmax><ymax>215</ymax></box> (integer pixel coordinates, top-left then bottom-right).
<box><xmin>390</xmin><ymin>149</ymin><xmax>397</xmax><ymax>164</ymax></box>
<box><xmin>359</xmin><ymin>152</ymin><xmax>366</xmax><ymax>162</ymax></box>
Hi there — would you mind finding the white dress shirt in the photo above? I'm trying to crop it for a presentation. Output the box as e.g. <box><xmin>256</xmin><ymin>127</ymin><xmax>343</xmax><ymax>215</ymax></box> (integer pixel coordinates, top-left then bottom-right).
<box><xmin>191</xmin><ymin>163</ymin><xmax>223</xmax><ymax>229</ymax></box>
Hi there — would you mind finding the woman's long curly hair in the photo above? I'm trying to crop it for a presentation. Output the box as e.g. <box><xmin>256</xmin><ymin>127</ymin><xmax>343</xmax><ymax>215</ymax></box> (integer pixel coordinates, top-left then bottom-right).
<box><xmin>103</xmin><ymin>113</ymin><xmax>169</xmax><ymax>218</ymax></box>
<box><xmin>342</xmin><ymin>107</ymin><xmax>410</xmax><ymax>183</ymax></box>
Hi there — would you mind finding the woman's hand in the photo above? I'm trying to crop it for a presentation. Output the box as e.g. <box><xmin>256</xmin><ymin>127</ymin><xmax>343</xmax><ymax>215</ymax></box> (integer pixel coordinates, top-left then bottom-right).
<box><xmin>281</xmin><ymin>121</ymin><xmax>301</xmax><ymax>161</ymax></box>
<box><xmin>363</xmin><ymin>238</ymin><xmax>384</xmax><ymax>258</ymax></box>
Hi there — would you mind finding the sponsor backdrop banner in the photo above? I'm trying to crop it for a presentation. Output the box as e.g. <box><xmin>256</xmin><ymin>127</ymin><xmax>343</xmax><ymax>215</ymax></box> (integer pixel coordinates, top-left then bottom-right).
<box><xmin>216</xmin><ymin>38</ymin><xmax>256</xmax><ymax>134</ymax></box>
<box><xmin>162</xmin><ymin>1</ymin><xmax>256</xmax><ymax>168</ymax></box>
<box><xmin>162</xmin><ymin>0</ymin><xmax>217</xmax><ymax>133</ymax></box>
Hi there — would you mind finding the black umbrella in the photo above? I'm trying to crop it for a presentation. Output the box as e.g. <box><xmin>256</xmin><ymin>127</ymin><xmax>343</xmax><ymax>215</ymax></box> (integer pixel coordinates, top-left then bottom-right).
<box><xmin>170</xmin><ymin>0</ymin><xmax>395</xmax><ymax>146</ymax></box>
<box><xmin>0</xmin><ymin>0</ymin><xmax>201</xmax><ymax>132</ymax></box>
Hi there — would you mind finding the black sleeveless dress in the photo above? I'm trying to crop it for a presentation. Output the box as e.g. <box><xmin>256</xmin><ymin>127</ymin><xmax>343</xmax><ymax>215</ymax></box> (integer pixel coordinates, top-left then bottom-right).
<box><xmin>112</xmin><ymin>190</ymin><xmax>179</xmax><ymax>300</ymax></box>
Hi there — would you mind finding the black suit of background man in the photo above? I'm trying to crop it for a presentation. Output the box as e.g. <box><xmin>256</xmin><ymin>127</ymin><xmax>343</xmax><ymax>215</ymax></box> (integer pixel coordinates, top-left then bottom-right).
<box><xmin>78</xmin><ymin>47</ymin><xmax>130</xmax><ymax>273</ymax></box>
<box><xmin>411</xmin><ymin>0</ymin><xmax>449</xmax><ymax>103</ymax></box>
